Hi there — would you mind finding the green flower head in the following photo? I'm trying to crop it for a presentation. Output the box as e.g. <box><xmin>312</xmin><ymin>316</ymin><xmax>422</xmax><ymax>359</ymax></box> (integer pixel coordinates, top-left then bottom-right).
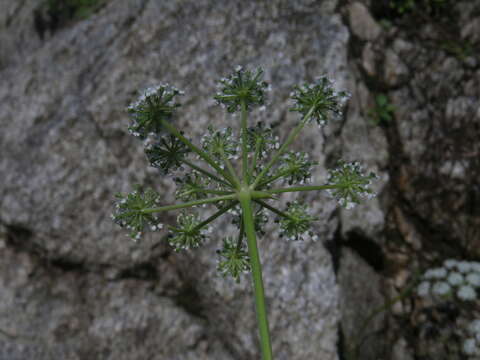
<box><xmin>327</xmin><ymin>161</ymin><xmax>378</xmax><ymax>209</ymax></box>
<box><xmin>145</xmin><ymin>134</ymin><xmax>190</xmax><ymax>174</ymax></box>
<box><xmin>277</xmin><ymin>151</ymin><xmax>318</xmax><ymax>185</ymax></box>
<box><xmin>217</xmin><ymin>237</ymin><xmax>251</xmax><ymax>282</ymax></box>
<box><xmin>168</xmin><ymin>213</ymin><xmax>208</xmax><ymax>251</ymax></box>
<box><xmin>247</xmin><ymin>122</ymin><xmax>277</xmax><ymax>160</ymax></box>
<box><xmin>201</xmin><ymin>126</ymin><xmax>239</xmax><ymax>161</ymax></box>
<box><xmin>214</xmin><ymin>66</ymin><xmax>270</xmax><ymax>113</ymax></box>
<box><xmin>174</xmin><ymin>172</ymin><xmax>208</xmax><ymax>202</ymax></box>
<box><xmin>112</xmin><ymin>186</ymin><xmax>163</xmax><ymax>241</ymax></box>
<box><xmin>128</xmin><ymin>84</ymin><xmax>183</xmax><ymax>139</ymax></box>
<box><xmin>278</xmin><ymin>201</ymin><xmax>318</xmax><ymax>241</ymax></box>
<box><xmin>290</xmin><ymin>76</ymin><xmax>350</xmax><ymax>126</ymax></box>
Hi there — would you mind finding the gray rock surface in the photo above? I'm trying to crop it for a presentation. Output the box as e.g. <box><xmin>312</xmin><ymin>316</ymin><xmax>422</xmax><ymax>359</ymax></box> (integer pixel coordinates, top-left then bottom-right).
<box><xmin>347</xmin><ymin>2</ymin><xmax>381</xmax><ymax>41</ymax></box>
<box><xmin>2</xmin><ymin>0</ymin><xmax>479</xmax><ymax>359</ymax></box>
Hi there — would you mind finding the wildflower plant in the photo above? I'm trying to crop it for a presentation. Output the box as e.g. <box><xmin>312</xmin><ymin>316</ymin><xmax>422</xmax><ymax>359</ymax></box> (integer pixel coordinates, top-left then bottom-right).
<box><xmin>464</xmin><ymin>319</ymin><xmax>480</xmax><ymax>357</ymax></box>
<box><xmin>416</xmin><ymin>259</ymin><xmax>480</xmax><ymax>358</ymax></box>
<box><xmin>417</xmin><ymin>259</ymin><xmax>480</xmax><ymax>301</ymax></box>
<box><xmin>112</xmin><ymin>66</ymin><xmax>377</xmax><ymax>359</ymax></box>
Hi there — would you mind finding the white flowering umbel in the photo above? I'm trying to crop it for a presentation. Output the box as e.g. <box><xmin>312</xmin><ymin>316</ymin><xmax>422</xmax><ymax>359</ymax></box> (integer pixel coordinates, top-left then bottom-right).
<box><xmin>416</xmin><ymin>259</ymin><xmax>480</xmax><ymax>358</ymax></box>
<box><xmin>464</xmin><ymin>319</ymin><xmax>480</xmax><ymax>357</ymax></box>
<box><xmin>417</xmin><ymin>259</ymin><xmax>480</xmax><ymax>301</ymax></box>
<box><xmin>111</xmin><ymin>66</ymin><xmax>376</xmax><ymax>360</ymax></box>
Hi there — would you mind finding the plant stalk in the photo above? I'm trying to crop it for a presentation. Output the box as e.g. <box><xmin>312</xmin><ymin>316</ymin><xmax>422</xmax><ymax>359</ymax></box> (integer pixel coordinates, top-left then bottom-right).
<box><xmin>182</xmin><ymin>159</ymin><xmax>231</xmax><ymax>188</ymax></box>
<box><xmin>266</xmin><ymin>184</ymin><xmax>338</xmax><ymax>194</ymax></box>
<box><xmin>239</xmin><ymin>192</ymin><xmax>273</xmax><ymax>360</ymax></box>
<box><xmin>241</xmin><ymin>101</ymin><xmax>249</xmax><ymax>183</ymax></box>
<box><xmin>141</xmin><ymin>194</ymin><xmax>236</xmax><ymax>214</ymax></box>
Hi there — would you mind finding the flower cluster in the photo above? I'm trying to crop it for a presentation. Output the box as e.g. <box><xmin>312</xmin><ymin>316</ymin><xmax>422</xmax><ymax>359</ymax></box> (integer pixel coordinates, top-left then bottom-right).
<box><xmin>168</xmin><ymin>213</ymin><xmax>209</xmax><ymax>251</ymax></box>
<box><xmin>110</xmin><ymin>66</ymin><xmax>381</xmax><ymax>360</ymax></box>
<box><xmin>327</xmin><ymin>161</ymin><xmax>377</xmax><ymax>209</ymax></box>
<box><xmin>174</xmin><ymin>172</ymin><xmax>208</xmax><ymax>202</ymax></box>
<box><xmin>217</xmin><ymin>237</ymin><xmax>251</xmax><ymax>282</ymax></box>
<box><xmin>214</xmin><ymin>66</ymin><xmax>269</xmax><ymax>112</ymax></box>
<box><xmin>201</xmin><ymin>126</ymin><xmax>239</xmax><ymax>162</ymax></box>
<box><xmin>417</xmin><ymin>259</ymin><xmax>480</xmax><ymax>301</ymax></box>
<box><xmin>289</xmin><ymin>76</ymin><xmax>350</xmax><ymax>126</ymax></box>
<box><xmin>112</xmin><ymin>186</ymin><xmax>163</xmax><ymax>241</ymax></box>
<box><xmin>276</xmin><ymin>151</ymin><xmax>317</xmax><ymax>185</ymax></box>
<box><xmin>247</xmin><ymin>122</ymin><xmax>277</xmax><ymax>161</ymax></box>
<box><xmin>463</xmin><ymin>319</ymin><xmax>480</xmax><ymax>357</ymax></box>
<box><xmin>145</xmin><ymin>134</ymin><xmax>190</xmax><ymax>174</ymax></box>
<box><xmin>278</xmin><ymin>201</ymin><xmax>318</xmax><ymax>241</ymax></box>
<box><xmin>127</xmin><ymin>84</ymin><xmax>183</xmax><ymax>139</ymax></box>
<box><xmin>112</xmin><ymin>66</ymin><xmax>377</xmax><ymax>284</ymax></box>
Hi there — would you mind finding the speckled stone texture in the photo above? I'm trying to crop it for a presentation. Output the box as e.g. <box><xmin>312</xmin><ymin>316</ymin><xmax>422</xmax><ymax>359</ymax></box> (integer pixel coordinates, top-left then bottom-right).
<box><xmin>0</xmin><ymin>1</ymin><xmax>345</xmax><ymax>359</ymax></box>
<box><xmin>3</xmin><ymin>0</ymin><xmax>478</xmax><ymax>358</ymax></box>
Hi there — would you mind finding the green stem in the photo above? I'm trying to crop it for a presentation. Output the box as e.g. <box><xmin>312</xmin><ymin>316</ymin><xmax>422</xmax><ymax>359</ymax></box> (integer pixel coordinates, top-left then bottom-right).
<box><xmin>182</xmin><ymin>159</ymin><xmax>231</xmax><ymax>188</ymax></box>
<box><xmin>241</xmin><ymin>101</ymin><xmax>249</xmax><ymax>183</ymax></box>
<box><xmin>200</xmin><ymin>189</ymin><xmax>234</xmax><ymax>195</ymax></box>
<box><xmin>220</xmin><ymin>150</ymin><xmax>241</xmax><ymax>189</ymax></box>
<box><xmin>266</xmin><ymin>184</ymin><xmax>338</xmax><ymax>194</ymax></box>
<box><xmin>257</xmin><ymin>167</ymin><xmax>297</xmax><ymax>189</ymax></box>
<box><xmin>193</xmin><ymin>202</ymin><xmax>237</xmax><ymax>231</ymax></box>
<box><xmin>141</xmin><ymin>194</ymin><xmax>236</xmax><ymax>214</ymax></box>
<box><xmin>251</xmin><ymin>191</ymin><xmax>276</xmax><ymax>200</ymax></box>
<box><xmin>254</xmin><ymin>199</ymin><xmax>295</xmax><ymax>221</ymax></box>
<box><xmin>252</xmin><ymin>106</ymin><xmax>315</xmax><ymax>189</ymax></box>
<box><xmin>160</xmin><ymin>119</ymin><xmax>236</xmax><ymax>186</ymax></box>
<box><xmin>177</xmin><ymin>188</ymin><xmax>232</xmax><ymax>200</ymax></box>
<box><xmin>239</xmin><ymin>193</ymin><xmax>273</xmax><ymax>360</ymax></box>
<box><xmin>249</xmin><ymin>137</ymin><xmax>262</xmax><ymax>179</ymax></box>
<box><xmin>235</xmin><ymin>218</ymin><xmax>245</xmax><ymax>253</ymax></box>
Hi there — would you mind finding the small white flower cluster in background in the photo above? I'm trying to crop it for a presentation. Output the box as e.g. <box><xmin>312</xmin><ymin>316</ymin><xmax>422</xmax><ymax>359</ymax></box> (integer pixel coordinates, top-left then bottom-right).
<box><xmin>463</xmin><ymin>319</ymin><xmax>480</xmax><ymax>357</ymax></box>
<box><xmin>417</xmin><ymin>259</ymin><xmax>480</xmax><ymax>301</ymax></box>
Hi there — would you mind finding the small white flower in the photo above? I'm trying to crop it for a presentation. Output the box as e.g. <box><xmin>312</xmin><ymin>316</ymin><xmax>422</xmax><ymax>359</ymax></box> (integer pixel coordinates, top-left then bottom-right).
<box><xmin>447</xmin><ymin>272</ymin><xmax>464</xmax><ymax>286</ymax></box>
<box><xmin>458</xmin><ymin>261</ymin><xmax>472</xmax><ymax>273</ymax></box>
<box><xmin>471</xmin><ymin>262</ymin><xmax>480</xmax><ymax>272</ymax></box>
<box><xmin>432</xmin><ymin>281</ymin><xmax>451</xmax><ymax>296</ymax></box>
<box><xmin>345</xmin><ymin>201</ymin><xmax>356</xmax><ymax>210</ymax></box>
<box><xmin>457</xmin><ymin>285</ymin><xmax>476</xmax><ymax>300</ymax></box>
<box><xmin>463</xmin><ymin>338</ymin><xmax>477</xmax><ymax>355</ymax></box>
<box><xmin>469</xmin><ymin>320</ymin><xmax>480</xmax><ymax>334</ymax></box>
<box><xmin>444</xmin><ymin>259</ymin><xmax>458</xmax><ymax>268</ymax></box>
<box><xmin>417</xmin><ymin>281</ymin><xmax>430</xmax><ymax>297</ymax></box>
<box><xmin>466</xmin><ymin>273</ymin><xmax>480</xmax><ymax>287</ymax></box>
<box><xmin>425</xmin><ymin>268</ymin><xmax>447</xmax><ymax>279</ymax></box>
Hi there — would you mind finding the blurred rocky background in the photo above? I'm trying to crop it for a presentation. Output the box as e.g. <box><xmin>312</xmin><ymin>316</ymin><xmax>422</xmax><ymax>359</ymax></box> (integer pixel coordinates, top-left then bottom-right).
<box><xmin>0</xmin><ymin>0</ymin><xmax>478</xmax><ymax>359</ymax></box>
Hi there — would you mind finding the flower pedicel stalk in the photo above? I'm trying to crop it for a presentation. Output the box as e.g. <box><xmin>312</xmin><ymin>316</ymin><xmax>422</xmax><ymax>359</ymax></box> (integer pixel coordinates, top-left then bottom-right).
<box><xmin>112</xmin><ymin>66</ymin><xmax>378</xmax><ymax>359</ymax></box>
